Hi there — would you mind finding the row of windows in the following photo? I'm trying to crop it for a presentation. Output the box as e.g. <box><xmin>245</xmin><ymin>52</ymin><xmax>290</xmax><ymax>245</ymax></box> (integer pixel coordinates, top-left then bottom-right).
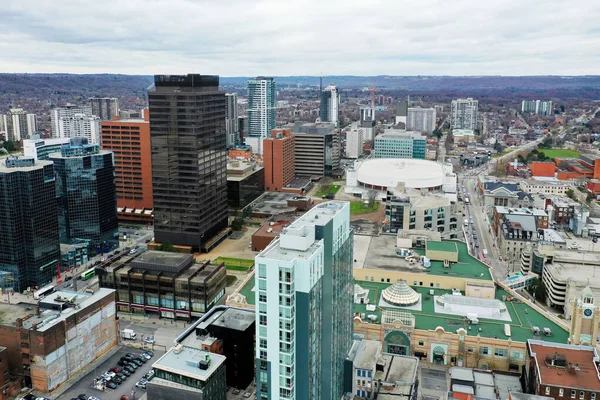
<box><xmin>545</xmin><ymin>388</ymin><xmax>596</xmax><ymax>400</ymax></box>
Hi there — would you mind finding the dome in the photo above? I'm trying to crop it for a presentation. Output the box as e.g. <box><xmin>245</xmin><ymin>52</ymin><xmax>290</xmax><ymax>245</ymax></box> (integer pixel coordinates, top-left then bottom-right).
<box><xmin>382</xmin><ymin>280</ymin><xmax>420</xmax><ymax>306</ymax></box>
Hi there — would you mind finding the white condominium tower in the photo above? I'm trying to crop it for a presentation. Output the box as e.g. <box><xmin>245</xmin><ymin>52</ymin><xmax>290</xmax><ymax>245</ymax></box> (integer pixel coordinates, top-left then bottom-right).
<box><xmin>451</xmin><ymin>97</ymin><xmax>478</xmax><ymax>130</ymax></box>
<box><xmin>51</xmin><ymin>105</ymin><xmax>101</xmax><ymax>144</ymax></box>
<box><xmin>255</xmin><ymin>201</ymin><xmax>354</xmax><ymax>400</ymax></box>
<box><xmin>320</xmin><ymin>84</ymin><xmax>340</xmax><ymax>125</ymax></box>
<box><xmin>246</xmin><ymin>77</ymin><xmax>276</xmax><ymax>155</ymax></box>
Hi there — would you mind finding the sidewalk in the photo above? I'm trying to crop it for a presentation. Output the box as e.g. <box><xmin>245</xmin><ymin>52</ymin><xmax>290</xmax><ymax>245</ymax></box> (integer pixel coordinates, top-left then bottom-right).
<box><xmin>118</xmin><ymin>312</ymin><xmax>192</xmax><ymax>330</ymax></box>
<box><xmin>45</xmin><ymin>344</ymin><xmax>122</xmax><ymax>399</ymax></box>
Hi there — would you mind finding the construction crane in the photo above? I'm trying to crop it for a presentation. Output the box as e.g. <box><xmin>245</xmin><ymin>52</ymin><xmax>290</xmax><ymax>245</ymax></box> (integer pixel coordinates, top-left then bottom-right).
<box><xmin>370</xmin><ymin>86</ymin><xmax>380</xmax><ymax>110</ymax></box>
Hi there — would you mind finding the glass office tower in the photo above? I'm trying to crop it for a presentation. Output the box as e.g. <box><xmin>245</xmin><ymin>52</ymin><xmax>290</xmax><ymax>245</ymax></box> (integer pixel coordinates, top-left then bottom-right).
<box><xmin>0</xmin><ymin>156</ymin><xmax>60</xmax><ymax>291</ymax></box>
<box><xmin>50</xmin><ymin>138</ymin><xmax>118</xmax><ymax>245</ymax></box>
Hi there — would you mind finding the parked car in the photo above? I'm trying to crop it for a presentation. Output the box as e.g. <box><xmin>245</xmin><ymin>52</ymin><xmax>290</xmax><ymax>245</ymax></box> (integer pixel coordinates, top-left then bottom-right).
<box><xmin>144</xmin><ymin>336</ymin><xmax>155</xmax><ymax>344</ymax></box>
<box><xmin>135</xmin><ymin>379</ymin><xmax>147</xmax><ymax>389</ymax></box>
<box><xmin>120</xmin><ymin>395</ymin><xmax>129</xmax><ymax>400</ymax></box>
<box><xmin>107</xmin><ymin>381</ymin><xmax>118</xmax><ymax>389</ymax></box>
<box><xmin>134</xmin><ymin>356</ymin><xmax>147</xmax><ymax>364</ymax></box>
<box><xmin>140</xmin><ymin>353</ymin><xmax>152</xmax><ymax>360</ymax></box>
<box><xmin>144</xmin><ymin>350</ymin><xmax>154</xmax><ymax>357</ymax></box>
<box><xmin>77</xmin><ymin>395</ymin><xmax>88</xmax><ymax>400</ymax></box>
<box><xmin>116</xmin><ymin>372</ymin><xmax>128</xmax><ymax>380</ymax></box>
<box><xmin>104</xmin><ymin>371</ymin><xmax>116</xmax><ymax>378</ymax></box>
<box><xmin>125</xmin><ymin>364</ymin><xmax>137</xmax><ymax>372</ymax></box>
<box><xmin>88</xmin><ymin>397</ymin><xmax>101</xmax><ymax>400</ymax></box>
<box><xmin>117</xmin><ymin>359</ymin><xmax>128</xmax><ymax>367</ymax></box>
<box><xmin>109</xmin><ymin>367</ymin><xmax>120</xmax><ymax>373</ymax></box>
<box><xmin>132</xmin><ymin>359</ymin><xmax>143</xmax><ymax>366</ymax></box>
<box><xmin>120</xmin><ymin>369</ymin><xmax>131</xmax><ymax>377</ymax></box>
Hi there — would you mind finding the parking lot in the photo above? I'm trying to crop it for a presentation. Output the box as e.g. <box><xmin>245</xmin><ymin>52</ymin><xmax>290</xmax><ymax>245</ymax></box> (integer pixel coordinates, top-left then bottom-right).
<box><xmin>57</xmin><ymin>347</ymin><xmax>164</xmax><ymax>400</ymax></box>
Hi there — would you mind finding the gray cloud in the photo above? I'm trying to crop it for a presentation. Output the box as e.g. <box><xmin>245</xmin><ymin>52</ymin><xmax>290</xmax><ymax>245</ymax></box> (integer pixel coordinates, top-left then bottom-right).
<box><xmin>0</xmin><ymin>0</ymin><xmax>599</xmax><ymax>75</ymax></box>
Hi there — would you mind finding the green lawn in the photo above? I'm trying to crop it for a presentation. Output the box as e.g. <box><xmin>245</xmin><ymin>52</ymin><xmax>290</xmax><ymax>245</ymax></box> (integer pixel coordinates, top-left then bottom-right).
<box><xmin>225</xmin><ymin>275</ymin><xmax>238</xmax><ymax>287</ymax></box>
<box><xmin>315</xmin><ymin>184</ymin><xmax>341</xmax><ymax>197</ymax></box>
<box><xmin>538</xmin><ymin>149</ymin><xmax>580</xmax><ymax>159</ymax></box>
<box><xmin>213</xmin><ymin>256</ymin><xmax>254</xmax><ymax>271</ymax></box>
<box><xmin>350</xmin><ymin>201</ymin><xmax>379</xmax><ymax>215</ymax></box>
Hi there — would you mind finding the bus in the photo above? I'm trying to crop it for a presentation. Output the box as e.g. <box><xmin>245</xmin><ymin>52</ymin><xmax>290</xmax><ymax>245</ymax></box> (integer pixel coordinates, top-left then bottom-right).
<box><xmin>33</xmin><ymin>284</ymin><xmax>56</xmax><ymax>300</ymax></box>
<box><xmin>81</xmin><ymin>268</ymin><xmax>96</xmax><ymax>281</ymax></box>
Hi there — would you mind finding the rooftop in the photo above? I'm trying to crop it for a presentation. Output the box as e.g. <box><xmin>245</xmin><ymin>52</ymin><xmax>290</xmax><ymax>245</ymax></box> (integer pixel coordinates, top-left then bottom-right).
<box><xmin>528</xmin><ymin>340</ymin><xmax>600</xmax><ymax>391</ymax></box>
<box><xmin>353</xmin><ymin>158</ymin><xmax>452</xmax><ymax>190</ymax></box>
<box><xmin>197</xmin><ymin>307</ymin><xmax>255</xmax><ymax>332</ymax></box>
<box><xmin>495</xmin><ymin>206</ymin><xmax>548</xmax><ymax>217</ymax></box>
<box><xmin>510</xmin><ymin>394</ymin><xmax>554</xmax><ymax>400</ymax></box>
<box><xmin>376</xmin><ymin>354</ymin><xmax>419</xmax><ymax>398</ymax></box>
<box><xmin>130</xmin><ymin>251</ymin><xmax>195</xmax><ymax>274</ymax></box>
<box><xmin>376</xmin><ymin>130</ymin><xmax>426</xmax><ymax>140</ymax></box>
<box><xmin>355</xmin><ymin>235</ymin><xmax>492</xmax><ymax>281</ymax></box>
<box><xmin>426</xmin><ymin>240</ymin><xmax>459</xmax><ymax>254</ymax></box>
<box><xmin>348</xmin><ymin>339</ymin><xmax>382</xmax><ymax>370</ymax></box>
<box><xmin>152</xmin><ymin>344</ymin><xmax>226</xmax><ymax>382</ymax></box>
<box><xmin>0</xmin><ymin>158</ymin><xmax>52</xmax><ymax>172</ymax></box>
<box><xmin>247</xmin><ymin>192</ymin><xmax>302</xmax><ymax>216</ymax></box>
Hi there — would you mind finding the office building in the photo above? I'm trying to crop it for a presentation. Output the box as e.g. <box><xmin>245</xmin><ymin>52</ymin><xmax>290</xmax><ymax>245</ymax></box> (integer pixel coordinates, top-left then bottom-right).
<box><xmin>526</xmin><ymin>339</ymin><xmax>600</xmax><ymax>399</ymax></box>
<box><xmin>395</xmin><ymin>100</ymin><xmax>408</xmax><ymax>125</ymax></box>
<box><xmin>284</xmin><ymin>122</ymin><xmax>340</xmax><ymax>177</ymax></box>
<box><xmin>255</xmin><ymin>201</ymin><xmax>354</xmax><ymax>400</ymax></box>
<box><xmin>50</xmin><ymin>138</ymin><xmax>118</xmax><ymax>244</ymax></box>
<box><xmin>451</xmin><ymin>98</ymin><xmax>478</xmax><ymax>130</ymax></box>
<box><xmin>522</xmin><ymin>100</ymin><xmax>553</xmax><ymax>116</ymax></box>
<box><xmin>225</xmin><ymin>93</ymin><xmax>239</xmax><ymax>148</ymax></box>
<box><xmin>0</xmin><ymin>288</ymin><xmax>117</xmax><ymax>393</ymax></box>
<box><xmin>100</xmin><ymin>251</ymin><xmax>226</xmax><ymax>319</ymax></box>
<box><xmin>101</xmin><ymin>113</ymin><xmax>153</xmax><ymax>224</ymax></box>
<box><xmin>320</xmin><ymin>84</ymin><xmax>340</xmax><ymax>125</ymax></box>
<box><xmin>407</xmin><ymin>107</ymin><xmax>436</xmax><ymax>133</ymax></box>
<box><xmin>246</xmin><ymin>77</ymin><xmax>276</xmax><ymax>155</ymax></box>
<box><xmin>374</xmin><ymin>130</ymin><xmax>426</xmax><ymax>159</ymax></box>
<box><xmin>0</xmin><ymin>156</ymin><xmax>60</xmax><ymax>292</ymax></box>
<box><xmin>148</xmin><ymin>74</ymin><xmax>229</xmax><ymax>252</ymax></box>
<box><xmin>345</xmin><ymin>123</ymin><xmax>364</xmax><ymax>159</ymax></box>
<box><xmin>385</xmin><ymin>189</ymin><xmax>456</xmax><ymax>235</ymax></box>
<box><xmin>263</xmin><ymin>128</ymin><xmax>295</xmax><ymax>192</ymax></box>
<box><xmin>226</xmin><ymin>160</ymin><xmax>265</xmax><ymax>209</ymax></box>
<box><xmin>119</xmin><ymin>109</ymin><xmax>143</xmax><ymax>119</ymax></box>
<box><xmin>23</xmin><ymin>136</ymin><xmax>71</xmax><ymax>160</ymax></box>
<box><xmin>51</xmin><ymin>105</ymin><xmax>101</xmax><ymax>144</ymax></box>
<box><xmin>192</xmin><ymin>306</ymin><xmax>256</xmax><ymax>389</ymax></box>
<box><xmin>1</xmin><ymin>107</ymin><xmax>36</xmax><ymax>141</ymax></box>
<box><xmin>89</xmin><ymin>97</ymin><xmax>119</xmax><ymax>121</ymax></box>
<box><xmin>345</xmin><ymin>339</ymin><xmax>418</xmax><ymax>399</ymax></box>
<box><xmin>360</xmin><ymin>106</ymin><xmax>374</xmax><ymax>123</ymax></box>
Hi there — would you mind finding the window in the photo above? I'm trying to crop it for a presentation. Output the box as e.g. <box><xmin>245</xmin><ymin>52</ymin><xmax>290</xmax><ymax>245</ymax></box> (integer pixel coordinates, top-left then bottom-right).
<box><xmin>510</xmin><ymin>350</ymin><xmax>524</xmax><ymax>361</ymax></box>
<box><xmin>259</xmin><ymin>315</ymin><xmax>267</xmax><ymax>326</ymax></box>
<box><xmin>357</xmin><ymin>370</ymin><xmax>361</xmax><ymax>377</ymax></box>
<box><xmin>467</xmin><ymin>347</ymin><xmax>474</xmax><ymax>353</ymax></box>
<box><xmin>545</xmin><ymin>387</ymin><xmax>551</xmax><ymax>396</ymax></box>
<box><xmin>559</xmin><ymin>389</ymin><xmax>564</xmax><ymax>397</ymax></box>
<box><xmin>494</xmin><ymin>348</ymin><xmax>507</xmax><ymax>358</ymax></box>
<box><xmin>418</xmin><ymin>341</ymin><xmax>424</xmax><ymax>346</ymax></box>
<box><xmin>591</xmin><ymin>393</ymin><xmax>596</xmax><ymax>400</ymax></box>
<box><xmin>259</xmin><ymin>293</ymin><xmax>267</xmax><ymax>303</ymax></box>
<box><xmin>258</xmin><ymin>264</ymin><xmax>266</xmax><ymax>278</ymax></box>
<box><xmin>571</xmin><ymin>390</ymin><xmax>576</xmax><ymax>399</ymax></box>
<box><xmin>368</xmin><ymin>371</ymin><xmax>372</xmax><ymax>378</ymax></box>
<box><xmin>480</xmin><ymin>346</ymin><xmax>490</xmax><ymax>355</ymax></box>
<box><xmin>580</xmin><ymin>392</ymin><xmax>585</xmax><ymax>400</ymax></box>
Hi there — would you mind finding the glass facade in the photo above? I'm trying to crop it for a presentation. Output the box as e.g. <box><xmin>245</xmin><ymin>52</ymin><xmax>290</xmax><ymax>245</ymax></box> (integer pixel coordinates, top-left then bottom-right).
<box><xmin>0</xmin><ymin>159</ymin><xmax>60</xmax><ymax>291</ymax></box>
<box><xmin>226</xmin><ymin>168</ymin><xmax>265</xmax><ymax>209</ymax></box>
<box><xmin>375</xmin><ymin>136</ymin><xmax>426</xmax><ymax>159</ymax></box>
<box><xmin>149</xmin><ymin>74</ymin><xmax>229</xmax><ymax>251</ymax></box>
<box><xmin>51</xmin><ymin>139</ymin><xmax>118</xmax><ymax>245</ymax></box>
<box><xmin>247</xmin><ymin>77</ymin><xmax>276</xmax><ymax>138</ymax></box>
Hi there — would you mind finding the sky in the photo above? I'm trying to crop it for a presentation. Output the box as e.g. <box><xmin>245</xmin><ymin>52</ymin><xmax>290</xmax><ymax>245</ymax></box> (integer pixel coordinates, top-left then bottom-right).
<box><xmin>1</xmin><ymin>0</ymin><xmax>599</xmax><ymax>76</ymax></box>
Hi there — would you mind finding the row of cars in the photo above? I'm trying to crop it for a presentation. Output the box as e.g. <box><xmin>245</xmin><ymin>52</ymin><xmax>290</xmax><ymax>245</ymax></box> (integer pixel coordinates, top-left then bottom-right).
<box><xmin>91</xmin><ymin>351</ymin><xmax>154</xmax><ymax>394</ymax></box>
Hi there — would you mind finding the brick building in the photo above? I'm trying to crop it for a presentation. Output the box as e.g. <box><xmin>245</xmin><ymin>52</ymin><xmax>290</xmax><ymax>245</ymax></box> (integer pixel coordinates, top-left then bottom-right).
<box><xmin>531</xmin><ymin>162</ymin><xmax>556</xmax><ymax>178</ymax></box>
<box><xmin>101</xmin><ymin>112</ymin><xmax>153</xmax><ymax>223</ymax></box>
<box><xmin>263</xmin><ymin>128</ymin><xmax>295</xmax><ymax>192</ymax></box>
<box><xmin>526</xmin><ymin>340</ymin><xmax>600</xmax><ymax>400</ymax></box>
<box><xmin>0</xmin><ymin>289</ymin><xmax>117</xmax><ymax>394</ymax></box>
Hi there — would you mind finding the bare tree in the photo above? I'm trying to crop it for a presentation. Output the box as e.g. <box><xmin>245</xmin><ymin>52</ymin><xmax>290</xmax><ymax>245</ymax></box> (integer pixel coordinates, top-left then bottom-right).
<box><xmin>367</xmin><ymin>190</ymin><xmax>378</xmax><ymax>208</ymax></box>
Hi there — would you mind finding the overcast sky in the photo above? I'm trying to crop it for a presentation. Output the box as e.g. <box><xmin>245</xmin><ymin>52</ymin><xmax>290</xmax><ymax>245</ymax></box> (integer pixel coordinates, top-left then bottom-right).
<box><xmin>1</xmin><ymin>0</ymin><xmax>599</xmax><ymax>76</ymax></box>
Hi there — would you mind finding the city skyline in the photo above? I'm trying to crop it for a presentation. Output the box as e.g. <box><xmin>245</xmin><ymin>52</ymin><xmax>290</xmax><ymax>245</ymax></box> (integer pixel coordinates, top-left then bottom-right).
<box><xmin>1</xmin><ymin>0</ymin><xmax>598</xmax><ymax>76</ymax></box>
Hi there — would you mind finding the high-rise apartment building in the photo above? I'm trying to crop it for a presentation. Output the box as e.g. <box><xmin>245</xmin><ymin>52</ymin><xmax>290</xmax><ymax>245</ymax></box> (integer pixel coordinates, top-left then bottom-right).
<box><xmin>345</xmin><ymin>123</ymin><xmax>364</xmax><ymax>159</ymax></box>
<box><xmin>51</xmin><ymin>105</ymin><xmax>101</xmax><ymax>144</ymax></box>
<box><xmin>89</xmin><ymin>97</ymin><xmax>119</xmax><ymax>121</ymax></box>
<box><xmin>285</xmin><ymin>122</ymin><xmax>340</xmax><ymax>177</ymax></box>
<box><xmin>263</xmin><ymin>128</ymin><xmax>295</xmax><ymax>192</ymax></box>
<box><xmin>407</xmin><ymin>107</ymin><xmax>436</xmax><ymax>133</ymax></box>
<box><xmin>451</xmin><ymin>98</ymin><xmax>478</xmax><ymax>130</ymax></box>
<box><xmin>374</xmin><ymin>130</ymin><xmax>426</xmax><ymax>159</ymax></box>
<box><xmin>320</xmin><ymin>84</ymin><xmax>340</xmax><ymax>125</ymax></box>
<box><xmin>148</xmin><ymin>74</ymin><xmax>228</xmax><ymax>252</ymax></box>
<box><xmin>255</xmin><ymin>201</ymin><xmax>353</xmax><ymax>400</ymax></box>
<box><xmin>395</xmin><ymin>100</ymin><xmax>408</xmax><ymax>125</ymax></box>
<box><xmin>521</xmin><ymin>100</ymin><xmax>553</xmax><ymax>116</ymax></box>
<box><xmin>1</xmin><ymin>107</ymin><xmax>36</xmax><ymax>141</ymax></box>
<box><xmin>246</xmin><ymin>77</ymin><xmax>276</xmax><ymax>155</ymax></box>
<box><xmin>0</xmin><ymin>156</ymin><xmax>60</xmax><ymax>291</ymax></box>
<box><xmin>225</xmin><ymin>93</ymin><xmax>239</xmax><ymax>148</ymax></box>
<box><xmin>50</xmin><ymin>138</ymin><xmax>118</xmax><ymax>244</ymax></box>
<box><xmin>101</xmin><ymin>112</ymin><xmax>153</xmax><ymax>223</ymax></box>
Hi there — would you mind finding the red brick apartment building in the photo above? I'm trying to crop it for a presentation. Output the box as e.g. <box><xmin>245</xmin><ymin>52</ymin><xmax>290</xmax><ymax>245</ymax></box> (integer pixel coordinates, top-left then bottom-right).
<box><xmin>263</xmin><ymin>128</ymin><xmax>295</xmax><ymax>192</ymax></box>
<box><xmin>101</xmin><ymin>112</ymin><xmax>153</xmax><ymax>224</ymax></box>
<box><xmin>526</xmin><ymin>340</ymin><xmax>600</xmax><ymax>400</ymax></box>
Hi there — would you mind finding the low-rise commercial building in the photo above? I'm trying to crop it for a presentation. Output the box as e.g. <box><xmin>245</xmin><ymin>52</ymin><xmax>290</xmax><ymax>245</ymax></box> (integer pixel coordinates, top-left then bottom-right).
<box><xmin>0</xmin><ymin>289</ymin><xmax>117</xmax><ymax>393</ymax></box>
<box><xmin>482</xmin><ymin>181</ymin><xmax>533</xmax><ymax>209</ymax></box>
<box><xmin>99</xmin><ymin>251</ymin><xmax>226</xmax><ymax>319</ymax></box>
<box><xmin>519</xmin><ymin>180</ymin><xmax>572</xmax><ymax>196</ymax></box>
<box><xmin>453</xmin><ymin>129</ymin><xmax>475</xmax><ymax>143</ymax></box>
<box><xmin>226</xmin><ymin>160</ymin><xmax>264</xmax><ymax>209</ymax></box>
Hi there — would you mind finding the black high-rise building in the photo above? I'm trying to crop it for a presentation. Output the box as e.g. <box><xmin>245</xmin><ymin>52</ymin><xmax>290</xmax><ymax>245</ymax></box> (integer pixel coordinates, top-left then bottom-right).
<box><xmin>148</xmin><ymin>74</ymin><xmax>229</xmax><ymax>252</ymax></box>
<box><xmin>0</xmin><ymin>156</ymin><xmax>60</xmax><ymax>291</ymax></box>
<box><xmin>50</xmin><ymin>138</ymin><xmax>118</xmax><ymax>245</ymax></box>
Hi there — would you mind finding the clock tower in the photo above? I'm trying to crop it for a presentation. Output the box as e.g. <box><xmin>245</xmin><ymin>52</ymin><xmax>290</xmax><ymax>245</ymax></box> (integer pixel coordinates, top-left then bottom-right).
<box><xmin>569</xmin><ymin>286</ymin><xmax>600</xmax><ymax>346</ymax></box>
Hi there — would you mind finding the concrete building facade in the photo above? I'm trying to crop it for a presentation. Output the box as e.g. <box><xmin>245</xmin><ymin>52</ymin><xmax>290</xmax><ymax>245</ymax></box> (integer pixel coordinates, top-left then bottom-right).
<box><xmin>2</xmin><ymin>107</ymin><xmax>36</xmax><ymax>141</ymax></box>
<box><xmin>407</xmin><ymin>107</ymin><xmax>436</xmax><ymax>133</ymax></box>
<box><xmin>451</xmin><ymin>98</ymin><xmax>478</xmax><ymax>131</ymax></box>
<box><xmin>374</xmin><ymin>130</ymin><xmax>426</xmax><ymax>159</ymax></box>
<box><xmin>225</xmin><ymin>93</ymin><xmax>239</xmax><ymax>148</ymax></box>
<box><xmin>51</xmin><ymin>105</ymin><xmax>101</xmax><ymax>144</ymax></box>
<box><xmin>89</xmin><ymin>97</ymin><xmax>119</xmax><ymax>121</ymax></box>
<box><xmin>346</xmin><ymin>123</ymin><xmax>364</xmax><ymax>159</ymax></box>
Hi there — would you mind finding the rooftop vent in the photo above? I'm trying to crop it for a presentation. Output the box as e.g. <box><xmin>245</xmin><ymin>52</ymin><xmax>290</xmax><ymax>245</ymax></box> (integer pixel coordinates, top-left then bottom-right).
<box><xmin>173</xmin><ymin>344</ymin><xmax>184</xmax><ymax>354</ymax></box>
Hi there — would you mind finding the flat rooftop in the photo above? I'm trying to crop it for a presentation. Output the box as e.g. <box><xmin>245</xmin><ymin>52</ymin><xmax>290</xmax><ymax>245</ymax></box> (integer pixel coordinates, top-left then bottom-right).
<box><xmin>198</xmin><ymin>307</ymin><xmax>255</xmax><ymax>332</ymax></box>
<box><xmin>495</xmin><ymin>206</ymin><xmax>547</xmax><ymax>217</ymax></box>
<box><xmin>0</xmin><ymin>158</ymin><xmax>52</xmax><ymax>172</ymax></box>
<box><xmin>355</xmin><ymin>235</ymin><xmax>492</xmax><ymax>281</ymax></box>
<box><xmin>152</xmin><ymin>344</ymin><xmax>226</xmax><ymax>382</ymax></box>
<box><xmin>377</xmin><ymin>130</ymin><xmax>425</xmax><ymax>140</ymax></box>
<box><xmin>529</xmin><ymin>341</ymin><xmax>600</xmax><ymax>391</ymax></box>
<box><xmin>130</xmin><ymin>251</ymin><xmax>194</xmax><ymax>273</ymax></box>
<box><xmin>248</xmin><ymin>192</ymin><xmax>300</xmax><ymax>216</ymax></box>
<box><xmin>19</xmin><ymin>288</ymin><xmax>115</xmax><ymax>331</ymax></box>
<box><xmin>376</xmin><ymin>354</ymin><xmax>419</xmax><ymax>398</ymax></box>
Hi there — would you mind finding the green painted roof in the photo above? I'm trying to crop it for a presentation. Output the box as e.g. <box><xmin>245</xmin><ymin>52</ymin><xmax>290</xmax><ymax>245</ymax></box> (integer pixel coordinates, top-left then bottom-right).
<box><xmin>426</xmin><ymin>240</ymin><xmax>459</xmax><ymax>253</ymax></box>
<box><xmin>353</xmin><ymin>280</ymin><xmax>569</xmax><ymax>344</ymax></box>
<box><xmin>417</xmin><ymin>241</ymin><xmax>492</xmax><ymax>281</ymax></box>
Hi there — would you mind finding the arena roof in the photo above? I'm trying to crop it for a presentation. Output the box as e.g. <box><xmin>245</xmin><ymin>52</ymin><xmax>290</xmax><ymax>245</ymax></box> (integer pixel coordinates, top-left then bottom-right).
<box><xmin>355</xmin><ymin>158</ymin><xmax>449</xmax><ymax>189</ymax></box>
